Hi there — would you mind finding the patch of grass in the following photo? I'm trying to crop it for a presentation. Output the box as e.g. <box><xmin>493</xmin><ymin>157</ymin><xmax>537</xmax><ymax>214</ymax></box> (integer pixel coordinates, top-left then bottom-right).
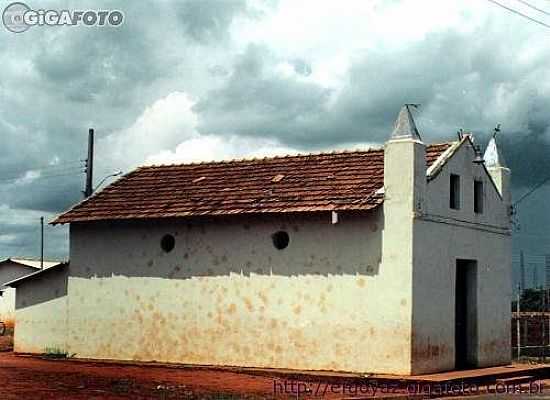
<box><xmin>43</xmin><ymin>347</ymin><xmax>68</xmax><ymax>358</ymax></box>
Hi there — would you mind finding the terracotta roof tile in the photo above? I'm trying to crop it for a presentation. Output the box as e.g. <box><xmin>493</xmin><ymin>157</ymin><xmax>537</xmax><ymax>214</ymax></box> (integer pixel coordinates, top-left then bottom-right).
<box><xmin>52</xmin><ymin>143</ymin><xmax>453</xmax><ymax>224</ymax></box>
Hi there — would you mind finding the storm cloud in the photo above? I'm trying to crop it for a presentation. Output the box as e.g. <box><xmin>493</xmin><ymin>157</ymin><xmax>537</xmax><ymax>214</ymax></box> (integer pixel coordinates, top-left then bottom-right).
<box><xmin>1</xmin><ymin>0</ymin><xmax>550</xmax><ymax>261</ymax></box>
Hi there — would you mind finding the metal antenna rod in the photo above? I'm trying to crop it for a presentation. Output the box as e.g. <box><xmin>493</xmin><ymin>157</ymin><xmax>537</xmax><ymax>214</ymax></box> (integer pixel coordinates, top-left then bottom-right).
<box><xmin>40</xmin><ymin>216</ymin><xmax>44</xmax><ymax>270</ymax></box>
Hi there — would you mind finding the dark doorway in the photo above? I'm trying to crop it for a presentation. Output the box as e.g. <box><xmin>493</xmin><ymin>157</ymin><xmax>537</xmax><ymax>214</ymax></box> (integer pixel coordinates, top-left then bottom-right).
<box><xmin>455</xmin><ymin>259</ymin><xmax>478</xmax><ymax>369</ymax></box>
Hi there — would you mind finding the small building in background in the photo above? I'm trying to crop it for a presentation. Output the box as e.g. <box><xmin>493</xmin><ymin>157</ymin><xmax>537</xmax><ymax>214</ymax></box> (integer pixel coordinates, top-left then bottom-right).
<box><xmin>0</xmin><ymin>258</ymin><xmax>63</xmax><ymax>328</ymax></box>
<box><xmin>4</xmin><ymin>262</ymin><xmax>68</xmax><ymax>353</ymax></box>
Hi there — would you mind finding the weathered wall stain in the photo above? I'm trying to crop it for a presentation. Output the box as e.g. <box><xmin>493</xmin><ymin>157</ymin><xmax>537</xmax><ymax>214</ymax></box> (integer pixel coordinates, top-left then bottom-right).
<box><xmin>67</xmin><ymin>273</ymin><xmax>411</xmax><ymax>374</ymax></box>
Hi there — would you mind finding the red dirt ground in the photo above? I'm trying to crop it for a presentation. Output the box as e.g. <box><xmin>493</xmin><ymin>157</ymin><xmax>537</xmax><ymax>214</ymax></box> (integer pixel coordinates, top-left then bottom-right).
<box><xmin>2</xmin><ymin>349</ymin><xmax>550</xmax><ymax>399</ymax></box>
<box><xmin>0</xmin><ymin>351</ymin><xmax>412</xmax><ymax>399</ymax></box>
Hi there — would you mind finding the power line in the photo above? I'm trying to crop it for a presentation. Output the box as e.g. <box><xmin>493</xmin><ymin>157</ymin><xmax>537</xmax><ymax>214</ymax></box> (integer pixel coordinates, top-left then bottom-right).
<box><xmin>514</xmin><ymin>174</ymin><xmax>550</xmax><ymax>206</ymax></box>
<box><xmin>0</xmin><ymin>160</ymin><xmax>84</xmax><ymax>176</ymax></box>
<box><xmin>0</xmin><ymin>171</ymin><xmax>84</xmax><ymax>183</ymax></box>
<box><xmin>514</xmin><ymin>231</ymin><xmax>550</xmax><ymax>237</ymax></box>
<box><xmin>487</xmin><ymin>0</ymin><xmax>550</xmax><ymax>29</ymax></box>
<box><xmin>0</xmin><ymin>170</ymin><xmax>84</xmax><ymax>184</ymax></box>
<box><xmin>0</xmin><ymin>214</ymin><xmax>60</xmax><ymax>221</ymax></box>
<box><xmin>26</xmin><ymin>171</ymin><xmax>84</xmax><ymax>180</ymax></box>
<box><xmin>514</xmin><ymin>0</ymin><xmax>550</xmax><ymax>17</ymax></box>
<box><xmin>0</xmin><ymin>163</ymin><xmax>86</xmax><ymax>183</ymax></box>
<box><xmin>2</xmin><ymin>166</ymin><xmax>85</xmax><ymax>180</ymax></box>
<box><xmin>14</xmin><ymin>183</ymin><xmax>81</xmax><ymax>188</ymax></box>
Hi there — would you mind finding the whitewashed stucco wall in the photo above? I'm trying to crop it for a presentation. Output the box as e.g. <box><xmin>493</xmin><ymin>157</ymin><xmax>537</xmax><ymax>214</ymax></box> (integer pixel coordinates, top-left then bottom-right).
<box><xmin>12</xmin><ymin>265</ymin><xmax>69</xmax><ymax>354</ymax></box>
<box><xmin>14</xmin><ymin>296</ymin><xmax>67</xmax><ymax>354</ymax></box>
<box><xmin>65</xmin><ymin>210</ymin><xmax>417</xmax><ymax>374</ymax></box>
<box><xmin>411</xmin><ymin>143</ymin><xmax>511</xmax><ymax>373</ymax></box>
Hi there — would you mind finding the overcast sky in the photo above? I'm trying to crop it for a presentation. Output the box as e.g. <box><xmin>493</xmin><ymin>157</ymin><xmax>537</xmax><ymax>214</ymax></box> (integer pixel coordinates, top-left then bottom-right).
<box><xmin>1</xmin><ymin>0</ymin><xmax>550</xmax><ymax>272</ymax></box>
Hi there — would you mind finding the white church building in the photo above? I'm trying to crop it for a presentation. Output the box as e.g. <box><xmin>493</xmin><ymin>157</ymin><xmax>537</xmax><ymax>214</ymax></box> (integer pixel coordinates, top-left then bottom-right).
<box><xmin>9</xmin><ymin>105</ymin><xmax>512</xmax><ymax>375</ymax></box>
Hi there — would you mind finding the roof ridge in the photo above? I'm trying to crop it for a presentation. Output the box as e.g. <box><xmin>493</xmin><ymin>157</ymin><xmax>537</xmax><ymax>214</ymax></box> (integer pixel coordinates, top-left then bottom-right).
<box><xmin>136</xmin><ymin>146</ymin><xmax>387</xmax><ymax>170</ymax></box>
<box><xmin>136</xmin><ymin>142</ymin><xmax>456</xmax><ymax>170</ymax></box>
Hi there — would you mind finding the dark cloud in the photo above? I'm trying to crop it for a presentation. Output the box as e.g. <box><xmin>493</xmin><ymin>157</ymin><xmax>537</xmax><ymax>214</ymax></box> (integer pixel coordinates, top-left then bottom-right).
<box><xmin>290</xmin><ymin>59</ymin><xmax>312</xmax><ymax>76</ymax></box>
<box><xmin>175</xmin><ymin>0</ymin><xmax>249</xmax><ymax>44</ymax></box>
<box><xmin>195</xmin><ymin>40</ymin><xmax>460</xmax><ymax>147</ymax></box>
<box><xmin>5</xmin><ymin>179</ymin><xmax>82</xmax><ymax>213</ymax></box>
<box><xmin>194</xmin><ymin>45</ymin><xmax>332</xmax><ymax>145</ymax></box>
<box><xmin>501</xmin><ymin>130</ymin><xmax>550</xmax><ymax>190</ymax></box>
<box><xmin>0</xmin><ymin>206</ymin><xmax>68</xmax><ymax>260</ymax></box>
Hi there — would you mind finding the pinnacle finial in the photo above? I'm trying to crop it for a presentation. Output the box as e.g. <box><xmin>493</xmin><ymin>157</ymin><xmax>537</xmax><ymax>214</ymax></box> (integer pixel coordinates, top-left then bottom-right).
<box><xmin>391</xmin><ymin>104</ymin><xmax>422</xmax><ymax>141</ymax></box>
<box><xmin>493</xmin><ymin>123</ymin><xmax>501</xmax><ymax>139</ymax></box>
<box><xmin>484</xmin><ymin>124</ymin><xmax>506</xmax><ymax>168</ymax></box>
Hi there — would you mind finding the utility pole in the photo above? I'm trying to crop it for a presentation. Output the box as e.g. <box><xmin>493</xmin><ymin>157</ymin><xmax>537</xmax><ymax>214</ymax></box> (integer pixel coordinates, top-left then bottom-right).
<box><xmin>40</xmin><ymin>216</ymin><xmax>44</xmax><ymax>270</ymax></box>
<box><xmin>84</xmin><ymin>128</ymin><xmax>94</xmax><ymax>198</ymax></box>
<box><xmin>520</xmin><ymin>250</ymin><xmax>526</xmax><ymax>292</ymax></box>
<box><xmin>547</xmin><ymin>287</ymin><xmax>550</xmax><ymax>360</ymax></box>
<box><xmin>543</xmin><ymin>284</ymin><xmax>546</xmax><ymax>361</ymax></box>
<box><xmin>517</xmin><ymin>283</ymin><xmax>521</xmax><ymax>360</ymax></box>
<box><xmin>532</xmin><ymin>264</ymin><xmax>539</xmax><ymax>288</ymax></box>
<box><xmin>546</xmin><ymin>255</ymin><xmax>550</xmax><ymax>360</ymax></box>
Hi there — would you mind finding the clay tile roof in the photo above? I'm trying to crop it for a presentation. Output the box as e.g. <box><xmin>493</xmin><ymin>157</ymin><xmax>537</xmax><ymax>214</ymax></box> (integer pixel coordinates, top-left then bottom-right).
<box><xmin>52</xmin><ymin>143</ymin><xmax>453</xmax><ymax>224</ymax></box>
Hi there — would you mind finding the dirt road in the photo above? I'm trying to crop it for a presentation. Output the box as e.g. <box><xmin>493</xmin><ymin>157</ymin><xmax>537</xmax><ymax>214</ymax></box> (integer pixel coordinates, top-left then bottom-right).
<box><xmin>0</xmin><ymin>352</ymin><xmax>286</xmax><ymax>399</ymax></box>
<box><xmin>1</xmin><ymin>352</ymin><xmax>396</xmax><ymax>399</ymax></box>
<box><xmin>3</xmin><ymin>351</ymin><xmax>549</xmax><ymax>399</ymax></box>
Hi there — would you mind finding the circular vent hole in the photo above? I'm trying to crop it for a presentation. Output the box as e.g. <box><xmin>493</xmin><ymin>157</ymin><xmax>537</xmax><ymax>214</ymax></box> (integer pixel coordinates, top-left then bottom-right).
<box><xmin>161</xmin><ymin>234</ymin><xmax>175</xmax><ymax>253</ymax></box>
<box><xmin>272</xmin><ymin>231</ymin><xmax>290</xmax><ymax>250</ymax></box>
